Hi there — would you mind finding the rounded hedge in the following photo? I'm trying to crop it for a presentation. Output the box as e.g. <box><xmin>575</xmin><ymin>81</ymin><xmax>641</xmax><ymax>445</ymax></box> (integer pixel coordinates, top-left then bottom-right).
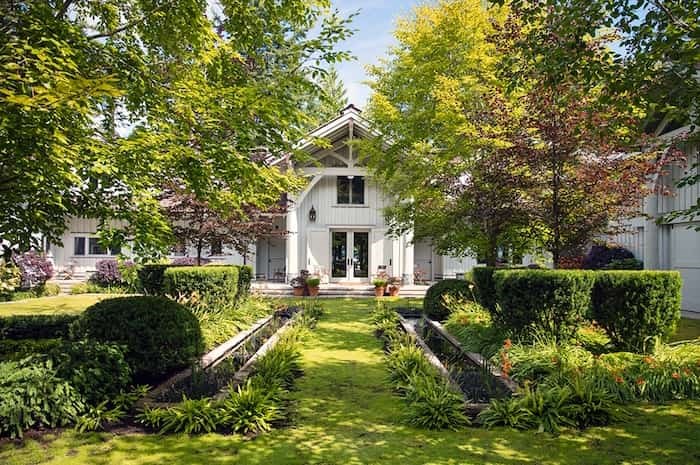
<box><xmin>76</xmin><ymin>296</ymin><xmax>204</xmax><ymax>383</ymax></box>
<box><xmin>423</xmin><ymin>279</ymin><xmax>474</xmax><ymax>321</ymax></box>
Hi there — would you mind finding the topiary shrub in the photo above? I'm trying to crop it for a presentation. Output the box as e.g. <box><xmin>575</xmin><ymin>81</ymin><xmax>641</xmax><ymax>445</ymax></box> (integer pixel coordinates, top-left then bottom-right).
<box><xmin>493</xmin><ymin>270</ymin><xmax>595</xmax><ymax>341</ymax></box>
<box><xmin>76</xmin><ymin>296</ymin><xmax>204</xmax><ymax>383</ymax></box>
<box><xmin>583</xmin><ymin>244</ymin><xmax>634</xmax><ymax>269</ymax></box>
<box><xmin>163</xmin><ymin>266</ymin><xmax>240</xmax><ymax>308</ymax></box>
<box><xmin>423</xmin><ymin>279</ymin><xmax>474</xmax><ymax>321</ymax></box>
<box><xmin>137</xmin><ymin>264</ymin><xmax>173</xmax><ymax>295</ymax></box>
<box><xmin>0</xmin><ymin>314</ymin><xmax>79</xmax><ymax>339</ymax></box>
<box><xmin>472</xmin><ymin>267</ymin><xmax>497</xmax><ymax>311</ymax></box>
<box><xmin>592</xmin><ymin>271</ymin><xmax>682</xmax><ymax>352</ymax></box>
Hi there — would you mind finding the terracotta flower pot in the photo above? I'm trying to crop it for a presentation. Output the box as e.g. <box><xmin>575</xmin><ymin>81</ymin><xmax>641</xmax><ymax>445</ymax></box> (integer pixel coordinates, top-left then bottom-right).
<box><xmin>293</xmin><ymin>287</ymin><xmax>304</xmax><ymax>297</ymax></box>
<box><xmin>388</xmin><ymin>285</ymin><xmax>400</xmax><ymax>297</ymax></box>
<box><xmin>374</xmin><ymin>286</ymin><xmax>385</xmax><ymax>297</ymax></box>
<box><xmin>308</xmin><ymin>286</ymin><xmax>320</xmax><ymax>297</ymax></box>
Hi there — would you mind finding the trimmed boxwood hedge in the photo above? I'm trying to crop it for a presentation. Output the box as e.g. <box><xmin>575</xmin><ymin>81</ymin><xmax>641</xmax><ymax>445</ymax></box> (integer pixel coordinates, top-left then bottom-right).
<box><xmin>423</xmin><ymin>279</ymin><xmax>474</xmax><ymax>321</ymax></box>
<box><xmin>592</xmin><ymin>270</ymin><xmax>682</xmax><ymax>352</ymax></box>
<box><xmin>163</xmin><ymin>266</ymin><xmax>240</xmax><ymax>307</ymax></box>
<box><xmin>237</xmin><ymin>265</ymin><xmax>253</xmax><ymax>300</ymax></box>
<box><xmin>493</xmin><ymin>270</ymin><xmax>595</xmax><ymax>341</ymax></box>
<box><xmin>0</xmin><ymin>314</ymin><xmax>79</xmax><ymax>340</ymax></box>
<box><xmin>75</xmin><ymin>296</ymin><xmax>204</xmax><ymax>383</ymax></box>
<box><xmin>137</xmin><ymin>264</ymin><xmax>173</xmax><ymax>295</ymax></box>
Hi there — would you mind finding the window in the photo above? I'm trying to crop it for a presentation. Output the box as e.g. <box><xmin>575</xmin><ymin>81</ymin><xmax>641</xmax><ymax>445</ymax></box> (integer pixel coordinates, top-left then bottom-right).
<box><xmin>74</xmin><ymin>237</ymin><xmax>86</xmax><ymax>256</ymax></box>
<box><xmin>336</xmin><ymin>176</ymin><xmax>364</xmax><ymax>205</ymax></box>
<box><xmin>88</xmin><ymin>238</ymin><xmax>107</xmax><ymax>255</ymax></box>
<box><xmin>172</xmin><ymin>240</ymin><xmax>187</xmax><ymax>256</ymax></box>
<box><xmin>210</xmin><ymin>239</ymin><xmax>223</xmax><ymax>256</ymax></box>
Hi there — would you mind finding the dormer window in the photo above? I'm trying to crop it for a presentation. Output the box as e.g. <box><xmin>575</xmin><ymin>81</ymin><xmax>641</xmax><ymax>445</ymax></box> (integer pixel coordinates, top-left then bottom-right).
<box><xmin>337</xmin><ymin>176</ymin><xmax>364</xmax><ymax>205</ymax></box>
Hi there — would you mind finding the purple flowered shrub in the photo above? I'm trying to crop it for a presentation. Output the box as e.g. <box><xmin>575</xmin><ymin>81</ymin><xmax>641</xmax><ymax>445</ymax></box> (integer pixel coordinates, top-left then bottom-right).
<box><xmin>13</xmin><ymin>251</ymin><xmax>54</xmax><ymax>289</ymax></box>
<box><xmin>171</xmin><ymin>257</ymin><xmax>211</xmax><ymax>266</ymax></box>
<box><xmin>582</xmin><ymin>244</ymin><xmax>635</xmax><ymax>270</ymax></box>
<box><xmin>92</xmin><ymin>259</ymin><xmax>122</xmax><ymax>286</ymax></box>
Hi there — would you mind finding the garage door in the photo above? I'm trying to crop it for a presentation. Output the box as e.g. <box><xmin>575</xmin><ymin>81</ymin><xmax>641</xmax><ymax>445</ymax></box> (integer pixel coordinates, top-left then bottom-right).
<box><xmin>671</xmin><ymin>223</ymin><xmax>700</xmax><ymax>312</ymax></box>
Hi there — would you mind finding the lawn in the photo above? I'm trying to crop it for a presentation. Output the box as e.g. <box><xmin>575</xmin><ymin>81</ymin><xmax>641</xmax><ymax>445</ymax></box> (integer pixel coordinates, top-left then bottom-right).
<box><xmin>671</xmin><ymin>316</ymin><xmax>700</xmax><ymax>342</ymax></box>
<box><xmin>2</xmin><ymin>298</ymin><xmax>699</xmax><ymax>465</ymax></box>
<box><xmin>0</xmin><ymin>295</ymin><xmax>106</xmax><ymax>317</ymax></box>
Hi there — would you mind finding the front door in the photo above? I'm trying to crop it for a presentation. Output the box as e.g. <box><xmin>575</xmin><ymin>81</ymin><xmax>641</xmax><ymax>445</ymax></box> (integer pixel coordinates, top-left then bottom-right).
<box><xmin>331</xmin><ymin>231</ymin><xmax>369</xmax><ymax>281</ymax></box>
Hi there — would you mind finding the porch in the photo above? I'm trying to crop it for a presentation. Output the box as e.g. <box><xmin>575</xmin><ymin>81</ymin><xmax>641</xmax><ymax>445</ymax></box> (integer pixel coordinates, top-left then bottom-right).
<box><xmin>252</xmin><ymin>281</ymin><xmax>430</xmax><ymax>298</ymax></box>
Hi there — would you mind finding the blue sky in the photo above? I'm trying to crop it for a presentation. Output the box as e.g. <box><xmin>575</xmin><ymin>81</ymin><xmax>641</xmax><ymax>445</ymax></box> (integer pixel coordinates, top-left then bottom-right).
<box><xmin>331</xmin><ymin>0</ymin><xmax>422</xmax><ymax>107</ymax></box>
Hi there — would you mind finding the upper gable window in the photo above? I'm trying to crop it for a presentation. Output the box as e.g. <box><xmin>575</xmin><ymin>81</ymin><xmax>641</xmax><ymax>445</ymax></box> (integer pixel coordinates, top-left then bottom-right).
<box><xmin>337</xmin><ymin>176</ymin><xmax>364</xmax><ymax>205</ymax></box>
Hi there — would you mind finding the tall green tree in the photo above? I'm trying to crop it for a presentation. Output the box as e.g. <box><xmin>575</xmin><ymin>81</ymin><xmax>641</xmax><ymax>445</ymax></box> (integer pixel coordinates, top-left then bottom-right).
<box><xmin>304</xmin><ymin>66</ymin><xmax>349</xmax><ymax>129</ymax></box>
<box><xmin>360</xmin><ymin>0</ymin><xmax>533</xmax><ymax>265</ymax></box>
<box><xmin>1</xmin><ymin>0</ymin><xmax>353</xmax><ymax>258</ymax></box>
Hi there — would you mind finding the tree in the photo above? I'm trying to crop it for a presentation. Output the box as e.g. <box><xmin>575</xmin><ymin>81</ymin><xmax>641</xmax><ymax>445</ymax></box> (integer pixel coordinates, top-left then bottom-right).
<box><xmin>303</xmin><ymin>66</ymin><xmax>349</xmax><ymax>129</ymax></box>
<box><xmin>162</xmin><ymin>188</ymin><xmax>287</xmax><ymax>266</ymax></box>
<box><xmin>1</xmin><ymin>0</ymin><xmax>353</xmax><ymax>258</ymax></box>
<box><xmin>496</xmin><ymin>0</ymin><xmax>699</xmax><ymax>226</ymax></box>
<box><xmin>360</xmin><ymin>0</ymin><xmax>533</xmax><ymax>265</ymax></box>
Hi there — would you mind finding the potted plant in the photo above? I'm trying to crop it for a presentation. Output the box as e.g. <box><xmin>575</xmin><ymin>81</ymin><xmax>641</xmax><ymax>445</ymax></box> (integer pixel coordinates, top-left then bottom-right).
<box><xmin>372</xmin><ymin>278</ymin><xmax>387</xmax><ymax>297</ymax></box>
<box><xmin>290</xmin><ymin>276</ymin><xmax>305</xmax><ymax>296</ymax></box>
<box><xmin>306</xmin><ymin>276</ymin><xmax>321</xmax><ymax>297</ymax></box>
<box><xmin>387</xmin><ymin>276</ymin><xmax>401</xmax><ymax>297</ymax></box>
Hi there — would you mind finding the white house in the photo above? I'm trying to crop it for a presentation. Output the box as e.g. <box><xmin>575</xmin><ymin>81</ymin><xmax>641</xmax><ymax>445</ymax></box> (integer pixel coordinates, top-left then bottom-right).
<box><xmin>46</xmin><ymin>105</ymin><xmax>699</xmax><ymax>310</ymax></box>
<box><xmin>49</xmin><ymin>105</ymin><xmax>479</xmax><ymax>285</ymax></box>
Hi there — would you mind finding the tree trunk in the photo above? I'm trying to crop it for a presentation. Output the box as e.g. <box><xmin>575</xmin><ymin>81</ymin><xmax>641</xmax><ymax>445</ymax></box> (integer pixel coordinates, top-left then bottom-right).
<box><xmin>196</xmin><ymin>240</ymin><xmax>203</xmax><ymax>266</ymax></box>
<box><xmin>551</xmin><ymin>147</ymin><xmax>561</xmax><ymax>269</ymax></box>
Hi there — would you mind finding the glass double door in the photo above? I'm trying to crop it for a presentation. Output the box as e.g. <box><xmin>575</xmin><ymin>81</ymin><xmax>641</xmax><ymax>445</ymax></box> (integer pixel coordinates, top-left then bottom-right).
<box><xmin>331</xmin><ymin>231</ymin><xmax>369</xmax><ymax>280</ymax></box>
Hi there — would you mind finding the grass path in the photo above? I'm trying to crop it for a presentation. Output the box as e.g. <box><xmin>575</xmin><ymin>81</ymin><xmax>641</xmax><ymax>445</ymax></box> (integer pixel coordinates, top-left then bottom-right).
<box><xmin>2</xmin><ymin>298</ymin><xmax>700</xmax><ymax>465</ymax></box>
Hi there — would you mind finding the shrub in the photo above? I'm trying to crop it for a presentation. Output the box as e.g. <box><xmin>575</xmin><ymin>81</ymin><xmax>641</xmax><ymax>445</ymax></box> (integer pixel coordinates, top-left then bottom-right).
<box><xmin>423</xmin><ymin>279</ymin><xmax>474</xmax><ymax>321</ymax></box>
<box><xmin>137</xmin><ymin>264</ymin><xmax>173</xmax><ymax>295</ymax></box>
<box><xmin>583</xmin><ymin>244</ymin><xmax>634</xmax><ymax>269</ymax></box>
<box><xmin>164</xmin><ymin>266</ymin><xmax>240</xmax><ymax>308</ymax></box>
<box><xmin>592</xmin><ymin>271</ymin><xmax>682</xmax><ymax>352</ymax></box>
<box><xmin>237</xmin><ymin>265</ymin><xmax>253</xmax><ymax>300</ymax></box>
<box><xmin>138</xmin><ymin>397</ymin><xmax>220</xmax><ymax>434</ymax></box>
<box><xmin>386</xmin><ymin>344</ymin><xmax>433</xmax><ymax>387</ymax></box>
<box><xmin>443</xmin><ymin>296</ymin><xmax>507</xmax><ymax>358</ymax></box>
<box><xmin>372</xmin><ymin>278</ymin><xmax>388</xmax><ymax>288</ymax></box>
<box><xmin>0</xmin><ymin>314</ymin><xmax>79</xmax><ymax>339</ymax></box>
<box><xmin>70</xmin><ymin>281</ymin><xmax>129</xmax><ymax>295</ymax></box>
<box><xmin>478</xmin><ymin>398</ymin><xmax>534</xmax><ymax>429</ymax></box>
<box><xmin>0</xmin><ymin>358</ymin><xmax>85</xmax><ymax>438</ymax></box>
<box><xmin>49</xmin><ymin>340</ymin><xmax>132</xmax><ymax>405</ymax></box>
<box><xmin>493</xmin><ymin>270</ymin><xmax>595</xmax><ymax>341</ymax></box>
<box><xmin>76</xmin><ymin>296</ymin><xmax>204</xmax><ymax>383</ymax></box>
<box><xmin>402</xmin><ymin>372</ymin><xmax>469</xmax><ymax>430</ymax></box>
<box><xmin>0</xmin><ymin>261</ymin><xmax>20</xmax><ymax>292</ymax></box>
<box><xmin>252</xmin><ymin>339</ymin><xmax>302</xmax><ymax>391</ymax></box>
<box><xmin>118</xmin><ymin>260</ymin><xmax>141</xmax><ymax>291</ymax></box>
<box><xmin>1</xmin><ymin>282</ymin><xmax>60</xmax><ymax>301</ymax></box>
<box><xmin>220</xmin><ymin>380</ymin><xmax>280</xmax><ymax>434</ymax></box>
<box><xmin>472</xmin><ymin>267</ymin><xmax>496</xmax><ymax>311</ymax></box>
<box><xmin>91</xmin><ymin>259</ymin><xmax>122</xmax><ymax>286</ymax></box>
<box><xmin>13</xmin><ymin>251</ymin><xmax>54</xmax><ymax>289</ymax></box>
<box><xmin>0</xmin><ymin>339</ymin><xmax>63</xmax><ymax>362</ymax></box>
<box><xmin>604</xmin><ymin>258</ymin><xmax>643</xmax><ymax>270</ymax></box>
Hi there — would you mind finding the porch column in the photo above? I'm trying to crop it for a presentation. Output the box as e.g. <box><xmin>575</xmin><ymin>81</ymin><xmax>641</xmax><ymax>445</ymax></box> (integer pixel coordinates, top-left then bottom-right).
<box><xmin>285</xmin><ymin>209</ymin><xmax>299</xmax><ymax>282</ymax></box>
<box><xmin>644</xmin><ymin>195</ymin><xmax>660</xmax><ymax>270</ymax></box>
<box><xmin>403</xmin><ymin>232</ymin><xmax>415</xmax><ymax>285</ymax></box>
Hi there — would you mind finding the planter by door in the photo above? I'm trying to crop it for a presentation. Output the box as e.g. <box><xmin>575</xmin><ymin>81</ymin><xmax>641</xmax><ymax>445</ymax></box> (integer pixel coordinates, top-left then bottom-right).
<box><xmin>374</xmin><ymin>286</ymin><xmax>385</xmax><ymax>297</ymax></box>
<box><xmin>293</xmin><ymin>287</ymin><xmax>304</xmax><ymax>297</ymax></box>
<box><xmin>388</xmin><ymin>285</ymin><xmax>400</xmax><ymax>297</ymax></box>
<box><xmin>308</xmin><ymin>286</ymin><xmax>320</xmax><ymax>297</ymax></box>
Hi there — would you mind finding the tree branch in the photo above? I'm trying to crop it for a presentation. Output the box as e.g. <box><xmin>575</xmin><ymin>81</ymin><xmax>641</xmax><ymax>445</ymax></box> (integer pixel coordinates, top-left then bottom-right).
<box><xmin>55</xmin><ymin>0</ymin><xmax>74</xmax><ymax>19</ymax></box>
<box><xmin>86</xmin><ymin>3</ymin><xmax>169</xmax><ymax>40</ymax></box>
<box><xmin>651</xmin><ymin>0</ymin><xmax>693</xmax><ymax>34</ymax></box>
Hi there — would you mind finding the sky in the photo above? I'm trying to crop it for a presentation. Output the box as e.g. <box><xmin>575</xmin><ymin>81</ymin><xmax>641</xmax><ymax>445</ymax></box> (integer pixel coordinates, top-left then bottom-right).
<box><xmin>330</xmin><ymin>0</ymin><xmax>422</xmax><ymax>108</ymax></box>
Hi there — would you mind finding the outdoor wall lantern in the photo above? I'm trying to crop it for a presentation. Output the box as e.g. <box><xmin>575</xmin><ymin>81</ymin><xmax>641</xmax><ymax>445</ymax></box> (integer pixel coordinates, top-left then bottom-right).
<box><xmin>309</xmin><ymin>205</ymin><xmax>317</xmax><ymax>222</ymax></box>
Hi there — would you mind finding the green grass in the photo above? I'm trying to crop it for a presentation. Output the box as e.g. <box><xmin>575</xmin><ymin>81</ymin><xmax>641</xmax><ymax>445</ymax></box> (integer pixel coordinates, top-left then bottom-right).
<box><xmin>0</xmin><ymin>295</ymin><xmax>106</xmax><ymax>317</ymax></box>
<box><xmin>2</xmin><ymin>298</ymin><xmax>700</xmax><ymax>464</ymax></box>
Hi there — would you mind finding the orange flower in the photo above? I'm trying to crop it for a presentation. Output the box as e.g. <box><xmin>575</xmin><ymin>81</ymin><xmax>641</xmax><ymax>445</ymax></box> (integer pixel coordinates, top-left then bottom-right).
<box><xmin>636</xmin><ymin>377</ymin><xmax>645</xmax><ymax>386</ymax></box>
<box><xmin>683</xmin><ymin>368</ymin><xmax>692</xmax><ymax>376</ymax></box>
<box><xmin>503</xmin><ymin>339</ymin><xmax>512</xmax><ymax>350</ymax></box>
<box><xmin>614</xmin><ymin>376</ymin><xmax>624</xmax><ymax>384</ymax></box>
<box><xmin>643</xmin><ymin>356</ymin><xmax>654</xmax><ymax>365</ymax></box>
<box><xmin>551</xmin><ymin>357</ymin><xmax>559</xmax><ymax>364</ymax></box>
<box><xmin>672</xmin><ymin>372</ymin><xmax>681</xmax><ymax>380</ymax></box>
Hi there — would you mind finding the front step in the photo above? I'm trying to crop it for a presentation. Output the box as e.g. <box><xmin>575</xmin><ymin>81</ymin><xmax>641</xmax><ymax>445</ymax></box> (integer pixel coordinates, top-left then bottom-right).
<box><xmin>49</xmin><ymin>278</ymin><xmax>88</xmax><ymax>295</ymax></box>
<box><xmin>253</xmin><ymin>283</ymin><xmax>428</xmax><ymax>298</ymax></box>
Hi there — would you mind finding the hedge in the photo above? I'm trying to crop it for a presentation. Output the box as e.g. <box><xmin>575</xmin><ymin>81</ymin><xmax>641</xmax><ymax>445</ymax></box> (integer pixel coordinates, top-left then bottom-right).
<box><xmin>0</xmin><ymin>314</ymin><xmax>79</xmax><ymax>340</ymax></box>
<box><xmin>493</xmin><ymin>270</ymin><xmax>595</xmax><ymax>341</ymax></box>
<box><xmin>163</xmin><ymin>266</ymin><xmax>240</xmax><ymax>307</ymax></box>
<box><xmin>75</xmin><ymin>296</ymin><xmax>204</xmax><ymax>383</ymax></box>
<box><xmin>472</xmin><ymin>267</ymin><xmax>497</xmax><ymax>311</ymax></box>
<box><xmin>592</xmin><ymin>271</ymin><xmax>682</xmax><ymax>352</ymax></box>
<box><xmin>237</xmin><ymin>265</ymin><xmax>253</xmax><ymax>300</ymax></box>
<box><xmin>137</xmin><ymin>264</ymin><xmax>173</xmax><ymax>295</ymax></box>
<box><xmin>0</xmin><ymin>283</ymin><xmax>60</xmax><ymax>302</ymax></box>
<box><xmin>423</xmin><ymin>279</ymin><xmax>474</xmax><ymax>321</ymax></box>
